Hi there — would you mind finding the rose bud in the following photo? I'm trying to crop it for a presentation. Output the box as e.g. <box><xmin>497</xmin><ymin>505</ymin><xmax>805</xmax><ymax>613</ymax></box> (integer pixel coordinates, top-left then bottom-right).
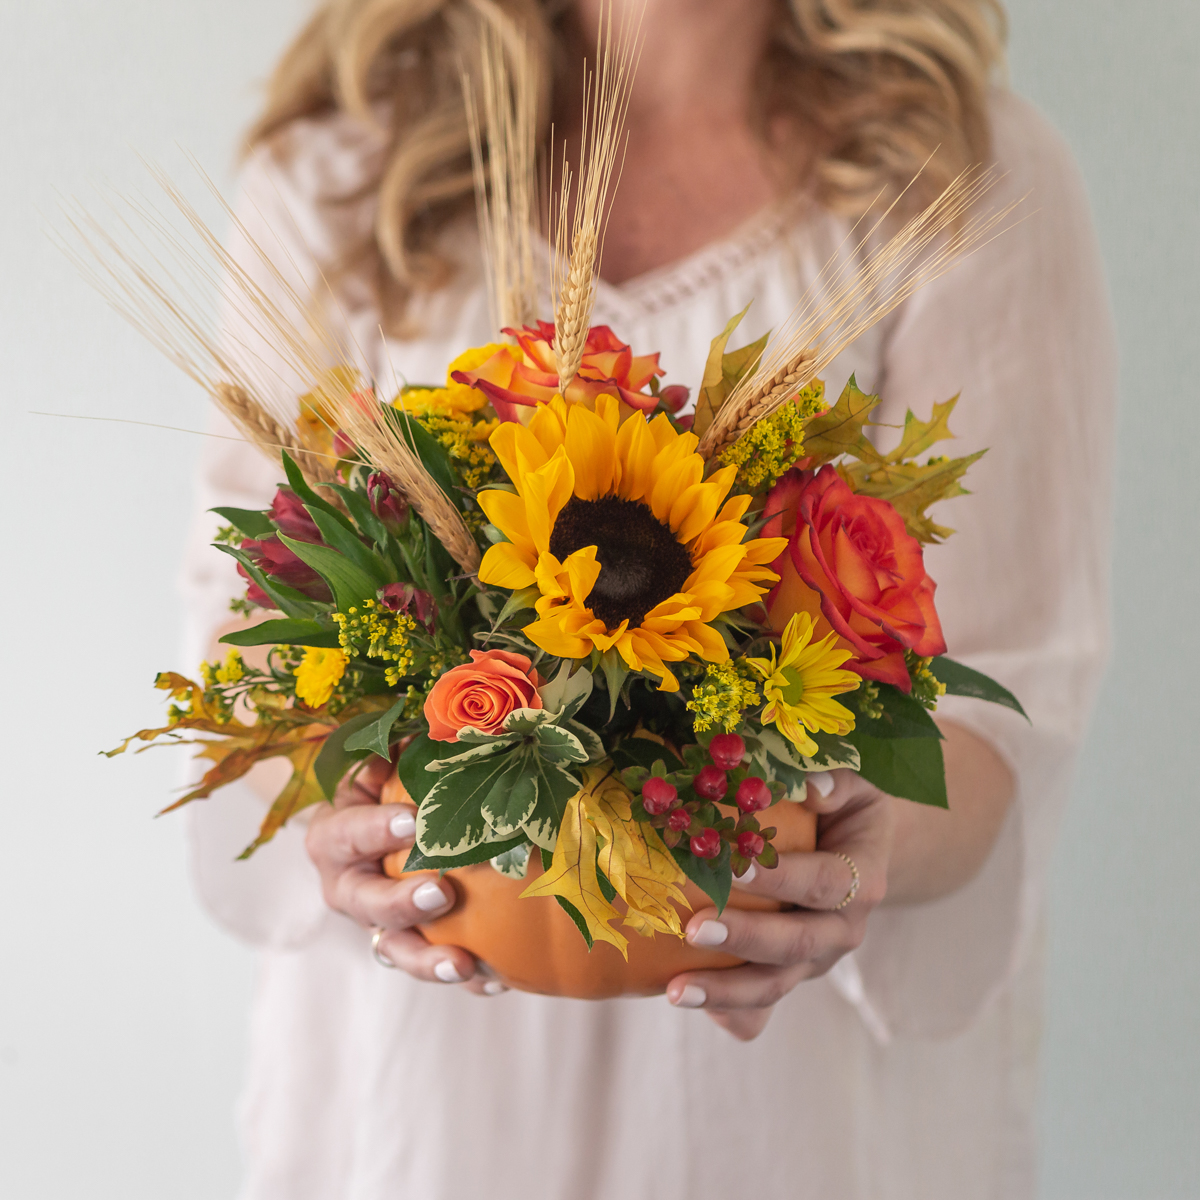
<box><xmin>658</xmin><ymin>384</ymin><xmax>690</xmax><ymax>413</ymax></box>
<box><xmin>690</xmin><ymin>828</ymin><xmax>722</xmax><ymax>859</ymax></box>
<box><xmin>368</xmin><ymin>471</ymin><xmax>410</xmax><ymax>534</ymax></box>
<box><xmin>666</xmin><ymin>809</ymin><xmax>692</xmax><ymax>833</ymax></box>
<box><xmin>693</xmin><ymin>765</ymin><xmax>728</xmax><ymax>801</ymax></box>
<box><xmin>269</xmin><ymin>488</ymin><xmax>322</xmax><ymax>543</ymax></box>
<box><xmin>735</xmin><ymin>776</ymin><xmax>772</xmax><ymax>814</ymax></box>
<box><xmin>641</xmin><ymin>777</ymin><xmax>679</xmax><ymax>816</ymax></box>
<box><xmin>737</xmin><ymin>830</ymin><xmax>765</xmax><ymax>860</ymax></box>
<box><xmin>708</xmin><ymin>733</ymin><xmax>746</xmax><ymax>770</ymax></box>
<box><xmin>378</xmin><ymin>582</ymin><xmax>436</xmax><ymax>630</ymax></box>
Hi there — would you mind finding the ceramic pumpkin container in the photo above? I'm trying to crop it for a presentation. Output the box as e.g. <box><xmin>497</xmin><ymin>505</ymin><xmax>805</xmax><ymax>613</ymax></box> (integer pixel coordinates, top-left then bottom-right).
<box><xmin>380</xmin><ymin>771</ymin><xmax>817</xmax><ymax>999</ymax></box>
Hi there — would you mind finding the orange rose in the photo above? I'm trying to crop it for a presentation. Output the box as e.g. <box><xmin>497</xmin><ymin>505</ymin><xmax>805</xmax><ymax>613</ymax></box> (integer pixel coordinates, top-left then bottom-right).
<box><xmin>451</xmin><ymin>321</ymin><xmax>663</xmax><ymax>422</ymax></box>
<box><xmin>764</xmin><ymin>466</ymin><xmax>946</xmax><ymax>692</ymax></box>
<box><xmin>424</xmin><ymin>650</ymin><xmax>546</xmax><ymax>742</ymax></box>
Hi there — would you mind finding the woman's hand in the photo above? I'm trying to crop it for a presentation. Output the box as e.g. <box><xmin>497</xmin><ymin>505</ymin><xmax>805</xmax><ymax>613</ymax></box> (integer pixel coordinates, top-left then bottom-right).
<box><xmin>665</xmin><ymin>768</ymin><xmax>893</xmax><ymax>1041</ymax></box>
<box><xmin>304</xmin><ymin>756</ymin><xmax>506</xmax><ymax>996</ymax></box>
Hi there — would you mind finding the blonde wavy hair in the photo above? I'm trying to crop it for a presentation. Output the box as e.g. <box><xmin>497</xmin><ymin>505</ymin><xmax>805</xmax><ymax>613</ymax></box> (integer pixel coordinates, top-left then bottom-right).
<box><xmin>249</xmin><ymin>0</ymin><xmax>1006</xmax><ymax>333</ymax></box>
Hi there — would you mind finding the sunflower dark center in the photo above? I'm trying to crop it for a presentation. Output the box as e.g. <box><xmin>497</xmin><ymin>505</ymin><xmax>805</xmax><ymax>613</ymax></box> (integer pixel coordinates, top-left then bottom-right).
<box><xmin>548</xmin><ymin>495</ymin><xmax>692</xmax><ymax>629</ymax></box>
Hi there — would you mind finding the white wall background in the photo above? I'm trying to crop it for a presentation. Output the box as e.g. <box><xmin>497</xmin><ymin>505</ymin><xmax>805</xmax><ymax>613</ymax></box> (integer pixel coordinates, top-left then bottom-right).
<box><xmin>0</xmin><ymin>2</ymin><xmax>1195</xmax><ymax>1198</ymax></box>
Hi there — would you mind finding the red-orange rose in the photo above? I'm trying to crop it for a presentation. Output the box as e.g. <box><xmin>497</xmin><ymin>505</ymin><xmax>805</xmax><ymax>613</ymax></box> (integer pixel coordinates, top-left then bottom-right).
<box><xmin>424</xmin><ymin>650</ymin><xmax>546</xmax><ymax>742</ymax></box>
<box><xmin>764</xmin><ymin>465</ymin><xmax>946</xmax><ymax>691</ymax></box>
<box><xmin>451</xmin><ymin>321</ymin><xmax>663</xmax><ymax>422</ymax></box>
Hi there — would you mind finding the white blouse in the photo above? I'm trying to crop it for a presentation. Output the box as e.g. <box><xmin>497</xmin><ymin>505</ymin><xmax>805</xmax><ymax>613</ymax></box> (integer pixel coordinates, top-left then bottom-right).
<box><xmin>181</xmin><ymin>90</ymin><xmax>1116</xmax><ymax>1200</ymax></box>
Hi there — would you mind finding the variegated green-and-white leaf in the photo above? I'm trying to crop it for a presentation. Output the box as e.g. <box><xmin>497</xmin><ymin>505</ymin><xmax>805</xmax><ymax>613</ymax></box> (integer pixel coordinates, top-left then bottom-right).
<box><xmin>417</xmin><ymin>754</ymin><xmax>524</xmax><ymax>855</ymax></box>
<box><xmin>520</xmin><ymin>759</ymin><xmax>585</xmax><ymax>850</ymax></box>
<box><xmin>802</xmin><ymin>737</ymin><xmax>860</xmax><ymax>774</ymax></box>
<box><xmin>532</xmin><ymin>725</ymin><xmax>589</xmax><ymax>765</ymax></box>
<box><xmin>502</xmin><ymin>707</ymin><xmax>558</xmax><ymax>734</ymax></box>
<box><xmin>425</xmin><ymin>740</ymin><xmax>517</xmax><ymax>771</ymax></box>
<box><xmin>490</xmin><ymin>842</ymin><xmax>532</xmax><ymax>880</ymax></box>
<box><xmin>565</xmin><ymin>719</ymin><xmax>605</xmax><ymax>763</ymax></box>
<box><xmin>480</xmin><ymin>753</ymin><xmax>539</xmax><ymax>836</ymax></box>
<box><xmin>536</xmin><ymin>659</ymin><xmax>594</xmax><ymax>722</ymax></box>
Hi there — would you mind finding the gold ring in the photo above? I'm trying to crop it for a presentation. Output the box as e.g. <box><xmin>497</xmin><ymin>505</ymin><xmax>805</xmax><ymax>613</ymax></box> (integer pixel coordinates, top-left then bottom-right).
<box><xmin>370</xmin><ymin>927</ymin><xmax>397</xmax><ymax>969</ymax></box>
<box><xmin>832</xmin><ymin>854</ymin><xmax>859</xmax><ymax>910</ymax></box>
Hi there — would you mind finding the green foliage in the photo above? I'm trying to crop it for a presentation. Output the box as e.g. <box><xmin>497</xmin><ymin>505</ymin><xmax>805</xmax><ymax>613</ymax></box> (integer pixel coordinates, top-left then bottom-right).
<box><xmin>853</xmin><ymin>733</ymin><xmax>948</xmax><ymax>808</ymax></box>
<box><xmin>210</xmin><ymin>506</ymin><xmax>274</xmax><ymax>539</ymax></box>
<box><xmin>929</xmin><ymin>657</ymin><xmax>1028</xmax><ymax>719</ymax></box>
<box><xmin>220</xmin><ymin>618</ymin><xmax>341</xmax><ymax>649</ymax></box>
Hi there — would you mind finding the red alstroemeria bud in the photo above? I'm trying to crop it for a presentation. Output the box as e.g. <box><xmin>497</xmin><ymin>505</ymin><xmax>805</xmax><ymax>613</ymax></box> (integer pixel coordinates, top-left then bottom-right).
<box><xmin>658</xmin><ymin>384</ymin><xmax>690</xmax><ymax>413</ymax></box>
<box><xmin>641</xmin><ymin>777</ymin><xmax>678</xmax><ymax>815</ymax></box>
<box><xmin>708</xmin><ymin>733</ymin><xmax>746</xmax><ymax>770</ymax></box>
<box><xmin>693</xmin><ymin>765</ymin><xmax>728</xmax><ymax>801</ymax></box>
<box><xmin>240</xmin><ymin>538</ymin><xmax>332</xmax><ymax>603</ymax></box>
<box><xmin>332</xmin><ymin>428</ymin><xmax>356</xmax><ymax>461</ymax></box>
<box><xmin>378</xmin><ymin>582</ymin><xmax>436</xmax><ymax>630</ymax></box>
<box><xmin>269</xmin><ymin>488</ymin><xmax>322</xmax><ymax>543</ymax></box>
<box><xmin>690</xmin><ymin>828</ymin><xmax>722</xmax><ymax>859</ymax></box>
<box><xmin>737</xmin><ymin>830</ymin><xmax>765</xmax><ymax>859</ymax></box>
<box><xmin>368</xmin><ymin>472</ymin><xmax>410</xmax><ymax>533</ymax></box>
<box><xmin>667</xmin><ymin>809</ymin><xmax>692</xmax><ymax>833</ymax></box>
<box><xmin>735</xmin><ymin>776</ymin><xmax>772</xmax><ymax>814</ymax></box>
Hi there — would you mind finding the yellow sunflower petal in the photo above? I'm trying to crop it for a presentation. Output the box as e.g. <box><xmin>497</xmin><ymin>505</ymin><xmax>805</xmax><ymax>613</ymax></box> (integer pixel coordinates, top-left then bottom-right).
<box><xmin>479</xmin><ymin>542</ymin><xmax>537</xmax><ymax>589</ymax></box>
<box><xmin>650</xmin><ymin>456</ymin><xmax>703</xmax><ymax>525</ymax></box>
<box><xmin>614</xmin><ymin>411</ymin><xmax>657</xmax><ymax>502</ymax></box>
<box><xmin>565</xmin><ymin>403</ymin><xmax>618</xmax><ymax>500</ymax></box>
<box><xmin>476</xmin><ymin>489</ymin><xmax>534</xmax><ymax>554</ymax></box>
<box><xmin>523</xmin><ymin>449</ymin><xmax>575</xmax><ymax>551</ymax></box>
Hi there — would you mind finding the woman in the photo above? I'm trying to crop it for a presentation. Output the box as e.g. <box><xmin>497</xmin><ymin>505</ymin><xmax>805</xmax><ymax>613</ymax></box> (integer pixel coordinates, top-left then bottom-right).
<box><xmin>183</xmin><ymin>0</ymin><xmax>1115</xmax><ymax>1195</ymax></box>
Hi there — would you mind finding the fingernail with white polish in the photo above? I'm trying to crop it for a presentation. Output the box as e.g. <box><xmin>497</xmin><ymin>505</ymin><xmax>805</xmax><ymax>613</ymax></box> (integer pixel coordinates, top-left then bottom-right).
<box><xmin>739</xmin><ymin>862</ymin><xmax>757</xmax><ymax>886</ymax></box>
<box><xmin>673</xmin><ymin>984</ymin><xmax>707</xmax><ymax>1008</ymax></box>
<box><xmin>413</xmin><ymin>881</ymin><xmax>451</xmax><ymax>912</ymax></box>
<box><xmin>483</xmin><ymin>980</ymin><xmax>508</xmax><ymax>996</ymax></box>
<box><xmin>434</xmin><ymin>959</ymin><xmax>466</xmax><ymax>983</ymax></box>
<box><xmin>808</xmin><ymin>771</ymin><xmax>835</xmax><ymax>798</ymax></box>
<box><xmin>389</xmin><ymin>810</ymin><xmax>416</xmax><ymax>840</ymax></box>
<box><xmin>690</xmin><ymin>919</ymin><xmax>728</xmax><ymax>948</ymax></box>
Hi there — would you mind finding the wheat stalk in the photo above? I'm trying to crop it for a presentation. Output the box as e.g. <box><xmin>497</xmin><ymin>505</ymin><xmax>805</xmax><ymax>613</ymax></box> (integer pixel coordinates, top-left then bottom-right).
<box><xmin>697</xmin><ymin>167</ymin><xmax>1025</xmax><ymax>459</ymax></box>
<box><xmin>463</xmin><ymin>2</ymin><xmax>540</xmax><ymax>333</ymax></box>
<box><xmin>549</xmin><ymin>2</ymin><xmax>643</xmax><ymax>393</ymax></box>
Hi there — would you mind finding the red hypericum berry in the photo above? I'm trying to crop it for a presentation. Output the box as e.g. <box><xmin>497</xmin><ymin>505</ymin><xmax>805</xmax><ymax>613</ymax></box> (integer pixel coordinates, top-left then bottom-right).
<box><xmin>708</xmin><ymin>733</ymin><xmax>746</xmax><ymax>770</ymax></box>
<box><xmin>735</xmin><ymin>776</ymin><xmax>772</xmax><ymax>814</ymax></box>
<box><xmin>641</xmin><ymin>777</ymin><xmax>679</xmax><ymax>816</ymax></box>
<box><xmin>667</xmin><ymin>809</ymin><xmax>692</xmax><ymax>833</ymax></box>
<box><xmin>690</xmin><ymin>828</ymin><xmax>722</xmax><ymax>859</ymax></box>
<box><xmin>693</xmin><ymin>765</ymin><xmax>728</xmax><ymax>801</ymax></box>
<box><xmin>737</xmin><ymin>831</ymin><xmax>765</xmax><ymax>859</ymax></box>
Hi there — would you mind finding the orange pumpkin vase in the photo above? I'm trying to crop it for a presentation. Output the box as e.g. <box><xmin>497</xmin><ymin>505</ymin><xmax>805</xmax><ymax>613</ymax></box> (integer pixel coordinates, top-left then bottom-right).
<box><xmin>380</xmin><ymin>773</ymin><xmax>817</xmax><ymax>1000</ymax></box>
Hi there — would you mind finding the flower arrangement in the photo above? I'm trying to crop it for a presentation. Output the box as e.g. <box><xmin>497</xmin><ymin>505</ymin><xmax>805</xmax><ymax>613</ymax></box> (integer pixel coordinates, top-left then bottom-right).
<box><xmin>85</xmin><ymin>10</ymin><xmax>1024</xmax><ymax>979</ymax></box>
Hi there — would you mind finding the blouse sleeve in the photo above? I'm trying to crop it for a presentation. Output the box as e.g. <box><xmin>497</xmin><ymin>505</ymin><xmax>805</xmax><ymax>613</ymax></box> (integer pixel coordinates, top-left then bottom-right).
<box><xmin>835</xmin><ymin>91</ymin><xmax>1117</xmax><ymax>1038</ymax></box>
<box><xmin>180</xmin><ymin>118</ymin><xmax>380</xmax><ymax>949</ymax></box>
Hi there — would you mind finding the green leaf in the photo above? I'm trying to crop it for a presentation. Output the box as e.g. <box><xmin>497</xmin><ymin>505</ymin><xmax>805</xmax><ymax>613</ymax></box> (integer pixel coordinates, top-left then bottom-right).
<box><xmin>929</xmin><ymin>657</ymin><xmax>1028</xmax><ymax>720</ymax></box>
<box><xmin>344</xmin><ymin>694</ymin><xmax>408</xmax><ymax>759</ymax></box>
<box><xmin>597</xmin><ymin>649</ymin><xmax>630</xmax><ymax>721</ymax></box>
<box><xmin>671</xmin><ymin>840</ymin><xmax>732</xmax><ymax>912</ymax></box>
<box><xmin>321</xmin><ymin>481</ymin><xmax>391</xmax><ymax>547</ymax></box>
<box><xmin>479</xmin><ymin>752</ymin><xmax>538</xmax><ymax>836</ymax></box>
<box><xmin>427</xmin><ymin>740</ymin><xmax>519</xmax><ymax>769</ymax></box>
<box><xmin>537</xmin><ymin>659</ymin><xmax>594</xmax><ymax>721</ymax></box>
<box><xmin>211</xmin><ymin>506</ymin><xmax>274</xmax><ymax>540</ymax></box>
<box><xmin>596</xmin><ymin>863</ymin><xmax>617</xmax><ymax>903</ymax></box>
<box><xmin>306</xmin><ymin>507</ymin><xmax>394</xmax><ymax>589</ymax></box>
<box><xmin>220</xmin><ymin>618</ymin><xmax>341</xmax><ymax>649</ymax></box>
<box><xmin>312</xmin><ymin>712</ymin><xmax>382</xmax><ymax>800</ymax></box>
<box><xmin>488</xmin><ymin>585</ymin><xmax>541</xmax><ymax>631</ymax></box>
<box><xmin>554</xmin><ymin>895</ymin><xmax>594</xmax><ymax>950</ymax></box>
<box><xmin>565</xmin><ymin>719</ymin><xmax>605</xmax><ymax>764</ymax></box>
<box><xmin>397</xmin><ymin>733</ymin><xmax>452</xmax><ymax>805</ymax></box>
<box><xmin>521</xmin><ymin>758</ymin><xmax>585</xmax><ymax>849</ymax></box>
<box><xmin>278</xmin><ymin>534</ymin><xmax>379</xmax><ymax>613</ymax></box>
<box><xmin>854</xmin><ymin>683</ymin><xmax>944</xmax><ymax>739</ymax></box>
<box><xmin>418</xmin><ymin>752</ymin><xmax>522</xmax><ymax>856</ymax></box>
<box><xmin>533</xmin><ymin>725</ymin><xmax>589</xmax><ymax>765</ymax></box>
<box><xmin>611</xmin><ymin>735</ymin><xmax>682</xmax><ymax>774</ymax></box>
<box><xmin>401</xmin><ymin>833</ymin><xmax>526</xmax><ymax>873</ymax></box>
<box><xmin>384</xmin><ymin>410</ymin><xmax>460</xmax><ymax>502</ymax></box>
<box><xmin>852</xmin><ymin>734</ymin><xmax>947</xmax><ymax>808</ymax></box>
<box><xmin>212</xmin><ymin>543</ymin><xmax>322</xmax><ymax>619</ymax></box>
<box><xmin>280</xmin><ymin>452</ymin><xmax>357</xmax><ymax>536</ymax></box>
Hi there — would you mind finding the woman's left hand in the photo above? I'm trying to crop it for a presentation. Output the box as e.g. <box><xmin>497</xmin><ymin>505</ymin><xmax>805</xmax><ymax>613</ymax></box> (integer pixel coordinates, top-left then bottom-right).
<box><xmin>665</xmin><ymin>769</ymin><xmax>894</xmax><ymax>1041</ymax></box>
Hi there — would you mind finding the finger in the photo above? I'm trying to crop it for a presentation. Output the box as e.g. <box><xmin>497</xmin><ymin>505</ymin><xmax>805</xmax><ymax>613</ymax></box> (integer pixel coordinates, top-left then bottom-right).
<box><xmin>800</xmin><ymin>768</ymin><xmax>864</xmax><ymax>814</ymax></box>
<box><xmin>734</xmin><ymin>849</ymin><xmax>861</xmax><ymax>911</ymax></box>
<box><xmin>683</xmin><ymin>904</ymin><xmax>855</xmax><ymax>967</ymax></box>
<box><xmin>372</xmin><ymin>926</ymin><xmax>478</xmax><ymax>985</ymax></box>
<box><xmin>334</xmin><ymin>755</ymin><xmax>393</xmax><ymax>809</ymax></box>
<box><xmin>306</xmin><ymin>801</ymin><xmax>418</xmax><ymax>873</ymax></box>
<box><xmin>705</xmin><ymin>1007</ymin><xmax>774</xmax><ymax>1041</ymax></box>
<box><xmin>334</xmin><ymin>869</ymin><xmax>457</xmax><ymax>931</ymax></box>
<box><xmin>666</xmin><ymin>961</ymin><xmax>810</xmax><ymax>1011</ymax></box>
<box><xmin>460</xmin><ymin>962</ymin><xmax>510</xmax><ymax>998</ymax></box>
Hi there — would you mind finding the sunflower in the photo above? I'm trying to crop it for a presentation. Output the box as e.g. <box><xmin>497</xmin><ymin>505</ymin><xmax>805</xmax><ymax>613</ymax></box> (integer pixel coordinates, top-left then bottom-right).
<box><xmin>743</xmin><ymin>612</ymin><xmax>860</xmax><ymax>756</ymax></box>
<box><xmin>476</xmin><ymin>395</ymin><xmax>787</xmax><ymax>691</ymax></box>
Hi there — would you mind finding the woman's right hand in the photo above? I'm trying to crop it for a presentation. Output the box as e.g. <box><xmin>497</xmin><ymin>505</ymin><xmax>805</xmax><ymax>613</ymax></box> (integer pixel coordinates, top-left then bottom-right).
<box><xmin>304</xmin><ymin>756</ymin><xmax>504</xmax><ymax>995</ymax></box>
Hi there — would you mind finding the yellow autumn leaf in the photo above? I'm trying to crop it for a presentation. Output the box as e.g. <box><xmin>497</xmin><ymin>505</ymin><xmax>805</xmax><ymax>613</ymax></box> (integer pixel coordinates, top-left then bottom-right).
<box><xmin>800</xmin><ymin>375</ymin><xmax>881</xmax><ymax>466</ymax></box>
<box><xmin>693</xmin><ymin>305</ymin><xmax>769</xmax><ymax>438</ymax></box>
<box><xmin>520</xmin><ymin>775</ymin><xmax>628</xmax><ymax>956</ymax></box>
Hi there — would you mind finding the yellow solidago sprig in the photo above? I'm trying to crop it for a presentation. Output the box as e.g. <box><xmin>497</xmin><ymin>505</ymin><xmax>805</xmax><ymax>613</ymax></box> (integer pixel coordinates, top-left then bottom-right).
<box><xmin>719</xmin><ymin>380</ymin><xmax>826</xmax><ymax>491</ymax></box>
<box><xmin>332</xmin><ymin>599</ymin><xmax>416</xmax><ymax>688</ymax></box>
<box><xmin>390</xmin><ymin>345</ymin><xmax>505</xmax><ymax>489</ymax></box>
<box><xmin>189</xmin><ymin>649</ymin><xmax>247</xmax><ymax>723</ymax></box>
<box><xmin>686</xmin><ymin>659</ymin><xmax>762</xmax><ymax>733</ymax></box>
<box><xmin>293</xmin><ymin>647</ymin><xmax>348</xmax><ymax>710</ymax></box>
<box><xmin>906</xmin><ymin>651</ymin><xmax>947</xmax><ymax>711</ymax></box>
<box><xmin>743</xmin><ymin>611</ymin><xmax>860</xmax><ymax>758</ymax></box>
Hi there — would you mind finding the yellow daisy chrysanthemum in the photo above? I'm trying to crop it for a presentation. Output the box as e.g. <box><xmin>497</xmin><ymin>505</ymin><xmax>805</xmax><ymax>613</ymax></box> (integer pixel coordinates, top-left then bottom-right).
<box><xmin>476</xmin><ymin>394</ymin><xmax>788</xmax><ymax>691</ymax></box>
<box><xmin>743</xmin><ymin>612</ymin><xmax>861</xmax><ymax>756</ymax></box>
<box><xmin>293</xmin><ymin>646</ymin><xmax>348</xmax><ymax>709</ymax></box>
